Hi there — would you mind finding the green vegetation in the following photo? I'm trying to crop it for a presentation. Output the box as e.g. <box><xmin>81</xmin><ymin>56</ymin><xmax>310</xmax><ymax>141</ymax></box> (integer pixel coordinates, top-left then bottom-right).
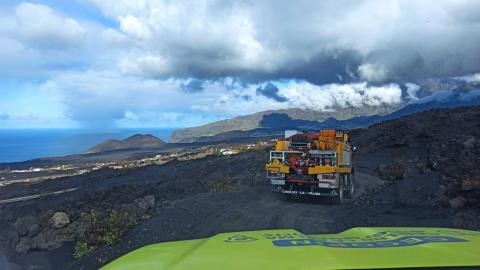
<box><xmin>207</xmin><ymin>178</ymin><xmax>239</xmax><ymax>192</ymax></box>
<box><xmin>73</xmin><ymin>241</ymin><xmax>94</xmax><ymax>259</ymax></box>
<box><xmin>73</xmin><ymin>211</ymin><xmax>136</xmax><ymax>259</ymax></box>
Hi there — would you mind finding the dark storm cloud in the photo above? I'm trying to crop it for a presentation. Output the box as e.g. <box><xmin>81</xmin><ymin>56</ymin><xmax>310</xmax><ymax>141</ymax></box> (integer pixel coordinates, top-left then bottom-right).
<box><xmin>272</xmin><ymin>50</ymin><xmax>362</xmax><ymax>85</ymax></box>
<box><xmin>256</xmin><ymin>82</ymin><xmax>287</xmax><ymax>102</ymax></box>
<box><xmin>112</xmin><ymin>0</ymin><xmax>480</xmax><ymax>84</ymax></box>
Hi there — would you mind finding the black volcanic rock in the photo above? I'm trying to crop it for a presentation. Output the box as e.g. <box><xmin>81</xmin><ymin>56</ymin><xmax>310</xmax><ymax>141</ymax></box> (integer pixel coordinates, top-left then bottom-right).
<box><xmin>85</xmin><ymin>134</ymin><xmax>166</xmax><ymax>154</ymax></box>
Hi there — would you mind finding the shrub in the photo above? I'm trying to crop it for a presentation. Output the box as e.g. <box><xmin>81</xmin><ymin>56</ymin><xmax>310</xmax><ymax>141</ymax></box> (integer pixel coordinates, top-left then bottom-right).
<box><xmin>207</xmin><ymin>178</ymin><xmax>239</xmax><ymax>192</ymax></box>
<box><xmin>73</xmin><ymin>241</ymin><xmax>94</xmax><ymax>259</ymax></box>
<box><xmin>73</xmin><ymin>211</ymin><xmax>135</xmax><ymax>259</ymax></box>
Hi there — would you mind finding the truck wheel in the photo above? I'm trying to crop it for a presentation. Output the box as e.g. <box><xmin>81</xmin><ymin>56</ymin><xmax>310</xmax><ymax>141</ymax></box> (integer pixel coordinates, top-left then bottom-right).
<box><xmin>346</xmin><ymin>173</ymin><xmax>355</xmax><ymax>198</ymax></box>
<box><xmin>332</xmin><ymin>179</ymin><xmax>344</xmax><ymax>205</ymax></box>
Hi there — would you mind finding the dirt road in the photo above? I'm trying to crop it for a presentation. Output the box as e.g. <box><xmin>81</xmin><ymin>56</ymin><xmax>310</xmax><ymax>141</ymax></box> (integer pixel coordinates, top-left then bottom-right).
<box><xmin>0</xmin><ymin>188</ymin><xmax>79</xmax><ymax>205</ymax></box>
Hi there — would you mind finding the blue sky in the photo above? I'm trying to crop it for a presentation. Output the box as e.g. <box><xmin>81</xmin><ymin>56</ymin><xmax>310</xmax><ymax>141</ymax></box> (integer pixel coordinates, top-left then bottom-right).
<box><xmin>1</xmin><ymin>0</ymin><xmax>479</xmax><ymax>129</ymax></box>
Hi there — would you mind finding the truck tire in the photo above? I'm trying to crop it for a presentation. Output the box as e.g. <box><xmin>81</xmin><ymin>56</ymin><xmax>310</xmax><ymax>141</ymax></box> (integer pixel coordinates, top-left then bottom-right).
<box><xmin>332</xmin><ymin>179</ymin><xmax>344</xmax><ymax>205</ymax></box>
<box><xmin>346</xmin><ymin>172</ymin><xmax>355</xmax><ymax>199</ymax></box>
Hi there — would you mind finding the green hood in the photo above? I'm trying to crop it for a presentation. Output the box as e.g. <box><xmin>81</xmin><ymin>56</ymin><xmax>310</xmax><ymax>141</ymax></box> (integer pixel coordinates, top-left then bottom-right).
<box><xmin>101</xmin><ymin>227</ymin><xmax>480</xmax><ymax>270</ymax></box>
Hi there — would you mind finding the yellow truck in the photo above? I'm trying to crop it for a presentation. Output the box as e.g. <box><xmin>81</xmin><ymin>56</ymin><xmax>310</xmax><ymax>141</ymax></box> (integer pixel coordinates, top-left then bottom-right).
<box><xmin>266</xmin><ymin>129</ymin><xmax>354</xmax><ymax>203</ymax></box>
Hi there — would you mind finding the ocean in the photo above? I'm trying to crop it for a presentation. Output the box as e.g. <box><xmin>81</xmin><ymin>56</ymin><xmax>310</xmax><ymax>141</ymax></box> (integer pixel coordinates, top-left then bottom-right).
<box><xmin>0</xmin><ymin>128</ymin><xmax>176</xmax><ymax>163</ymax></box>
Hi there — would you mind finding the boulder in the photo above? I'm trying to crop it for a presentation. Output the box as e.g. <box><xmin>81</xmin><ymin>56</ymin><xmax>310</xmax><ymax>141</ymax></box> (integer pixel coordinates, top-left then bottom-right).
<box><xmin>0</xmin><ymin>228</ymin><xmax>19</xmax><ymax>247</ymax></box>
<box><xmin>15</xmin><ymin>237</ymin><xmax>33</xmax><ymax>253</ymax></box>
<box><xmin>79</xmin><ymin>211</ymin><xmax>94</xmax><ymax>222</ymax></box>
<box><xmin>453</xmin><ymin>210</ymin><xmax>480</xmax><ymax>230</ymax></box>
<box><xmin>1</xmin><ymin>226</ymin><xmax>19</xmax><ymax>248</ymax></box>
<box><xmin>14</xmin><ymin>216</ymin><xmax>37</xmax><ymax>237</ymax></box>
<box><xmin>67</xmin><ymin>219</ymin><xmax>91</xmax><ymax>238</ymax></box>
<box><xmin>119</xmin><ymin>203</ymin><xmax>138</xmax><ymax>218</ymax></box>
<box><xmin>31</xmin><ymin>229</ymin><xmax>74</xmax><ymax>250</ymax></box>
<box><xmin>27</xmin><ymin>224</ymin><xmax>41</xmax><ymax>237</ymax></box>
<box><xmin>134</xmin><ymin>195</ymin><xmax>155</xmax><ymax>213</ymax></box>
<box><xmin>14</xmin><ymin>222</ymin><xmax>78</xmax><ymax>252</ymax></box>
<box><xmin>50</xmin><ymin>212</ymin><xmax>70</xmax><ymax>229</ymax></box>
<box><xmin>449</xmin><ymin>197</ymin><xmax>467</xmax><ymax>211</ymax></box>
<box><xmin>377</xmin><ymin>161</ymin><xmax>407</xmax><ymax>181</ymax></box>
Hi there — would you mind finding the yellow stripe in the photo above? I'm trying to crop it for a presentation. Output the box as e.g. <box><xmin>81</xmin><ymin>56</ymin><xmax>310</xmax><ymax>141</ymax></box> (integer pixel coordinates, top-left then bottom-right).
<box><xmin>266</xmin><ymin>163</ymin><xmax>289</xmax><ymax>173</ymax></box>
<box><xmin>308</xmin><ymin>166</ymin><xmax>351</xmax><ymax>174</ymax></box>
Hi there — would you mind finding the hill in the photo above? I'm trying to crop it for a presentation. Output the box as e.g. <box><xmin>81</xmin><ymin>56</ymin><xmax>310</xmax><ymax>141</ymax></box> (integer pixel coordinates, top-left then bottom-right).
<box><xmin>85</xmin><ymin>134</ymin><xmax>166</xmax><ymax>154</ymax></box>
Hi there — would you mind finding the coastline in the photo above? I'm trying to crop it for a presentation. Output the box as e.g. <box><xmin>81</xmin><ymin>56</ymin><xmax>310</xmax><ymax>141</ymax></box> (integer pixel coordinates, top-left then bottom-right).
<box><xmin>0</xmin><ymin>128</ymin><xmax>176</xmax><ymax>163</ymax></box>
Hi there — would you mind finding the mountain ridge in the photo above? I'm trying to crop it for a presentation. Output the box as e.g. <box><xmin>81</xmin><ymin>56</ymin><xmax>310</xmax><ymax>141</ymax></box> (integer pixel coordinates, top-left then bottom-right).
<box><xmin>170</xmin><ymin>80</ymin><xmax>480</xmax><ymax>143</ymax></box>
<box><xmin>170</xmin><ymin>105</ymin><xmax>401</xmax><ymax>143</ymax></box>
<box><xmin>172</xmin><ymin>96</ymin><xmax>480</xmax><ymax>143</ymax></box>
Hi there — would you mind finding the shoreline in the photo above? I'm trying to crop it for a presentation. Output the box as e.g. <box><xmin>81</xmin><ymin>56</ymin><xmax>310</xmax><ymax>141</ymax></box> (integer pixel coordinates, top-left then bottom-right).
<box><xmin>0</xmin><ymin>128</ymin><xmax>177</xmax><ymax>164</ymax></box>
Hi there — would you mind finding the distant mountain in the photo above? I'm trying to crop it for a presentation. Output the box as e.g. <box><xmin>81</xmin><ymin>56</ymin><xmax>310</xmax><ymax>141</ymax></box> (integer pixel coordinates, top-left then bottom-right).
<box><xmin>170</xmin><ymin>105</ymin><xmax>402</xmax><ymax>143</ymax></box>
<box><xmin>171</xmin><ymin>80</ymin><xmax>480</xmax><ymax>143</ymax></box>
<box><xmin>86</xmin><ymin>134</ymin><xmax>166</xmax><ymax>154</ymax></box>
<box><xmin>318</xmin><ymin>94</ymin><xmax>480</xmax><ymax>130</ymax></box>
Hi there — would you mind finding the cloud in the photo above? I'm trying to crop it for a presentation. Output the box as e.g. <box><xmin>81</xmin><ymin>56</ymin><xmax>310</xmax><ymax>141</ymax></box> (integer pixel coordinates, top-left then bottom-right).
<box><xmin>39</xmin><ymin>71</ymin><xmax>232</xmax><ymax>127</ymax></box>
<box><xmin>256</xmin><ymin>82</ymin><xmax>287</xmax><ymax>102</ymax></box>
<box><xmin>2</xmin><ymin>1</ymin><xmax>480</xmax><ymax>129</ymax></box>
<box><xmin>118</xmin><ymin>14</ymin><xmax>151</xmax><ymax>39</ymax></box>
<box><xmin>3</xmin><ymin>1</ymin><xmax>480</xmax><ymax>85</ymax></box>
<box><xmin>415</xmin><ymin>90</ymin><xmax>454</xmax><ymax>104</ymax></box>
<box><xmin>84</xmin><ymin>0</ymin><xmax>480</xmax><ymax>83</ymax></box>
<box><xmin>405</xmin><ymin>83</ymin><xmax>421</xmax><ymax>101</ymax></box>
<box><xmin>0</xmin><ymin>113</ymin><xmax>9</xmax><ymax>120</ymax></box>
<box><xmin>242</xmin><ymin>95</ymin><xmax>252</xmax><ymax>101</ymax></box>
<box><xmin>279</xmin><ymin>82</ymin><xmax>402</xmax><ymax>110</ymax></box>
<box><xmin>15</xmin><ymin>113</ymin><xmax>38</xmax><ymax>121</ymax></box>
<box><xmin>122</xmin><ymin>110</ymin><xmax>139</xmax><ymax>122</ymax></box>
<box><xmin>358</xmin><ymin>63</ymin><xmax>387</xmax><ymax>82</ymax></box>
<box><xmin>14</xmin><ymin>2</ymin><xmax>85</xmax><ymax>50</ymax></box>
<box><xmin>40</xmin><ymin>71</ymin><xmax>178</xmax><ymax>127</ymax></box>
<box><xmin>39</xmin><ymin>69</ymin><xmax>405</xmax><ymax>127</ymax></box>
<box><xmin>2</xmin><ymin>1</ymin><xmax>480</xmax><ymax>84</ymax></box>
<box><xmin>0</xmin><ymin>2</ymin><xmax>111</xmax><ymax>80</ymax></box>
<box><xmin>456</xmin><ymin>72</ymin><xmax>480</xmax><ymax>83</ymax></box>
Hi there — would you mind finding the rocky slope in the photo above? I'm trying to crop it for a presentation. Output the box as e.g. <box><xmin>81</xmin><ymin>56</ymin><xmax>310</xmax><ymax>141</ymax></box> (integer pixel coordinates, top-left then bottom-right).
<box><xmin>352</xmin><ymin>105</ymin><xmax>480</xmax><ymax>228</ymax></box>
<box><xmin>85</xmin><ymin>134</ymin><xmax>166</xmax><ymax>154</ymax></box>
